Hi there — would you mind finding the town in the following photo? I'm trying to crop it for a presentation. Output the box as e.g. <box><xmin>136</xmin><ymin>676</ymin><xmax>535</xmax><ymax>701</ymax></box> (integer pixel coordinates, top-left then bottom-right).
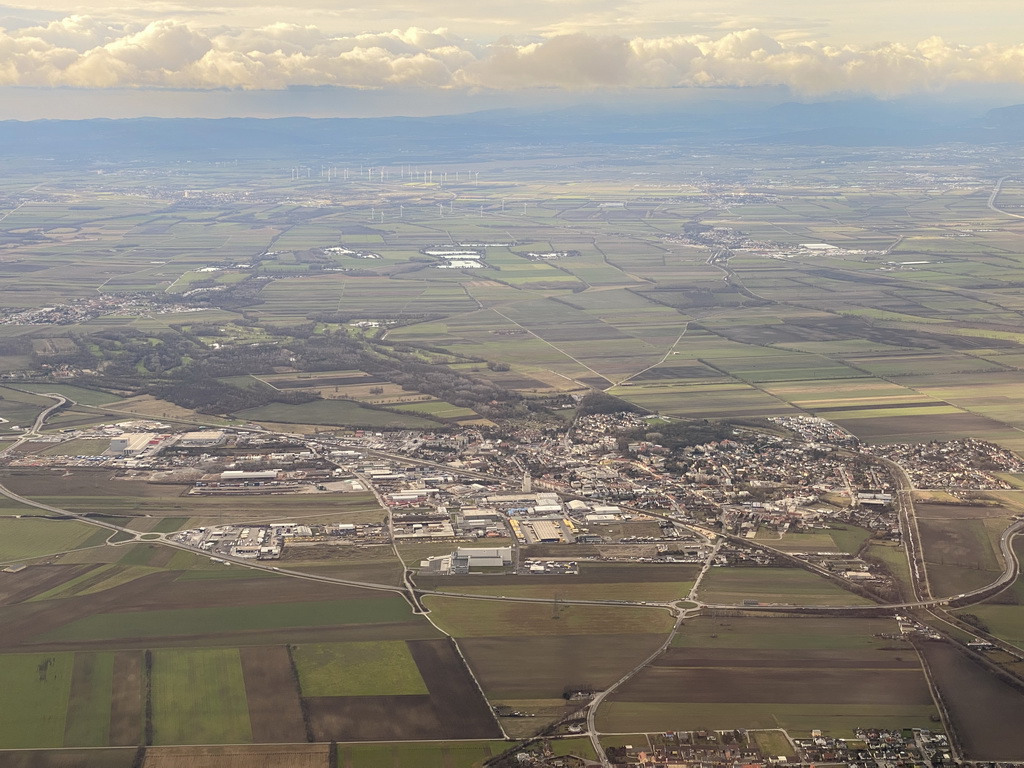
<box><xmin>7</xmin><ymin>409</ymin><xmax>1021</xmax><ymax>600</ymax></box>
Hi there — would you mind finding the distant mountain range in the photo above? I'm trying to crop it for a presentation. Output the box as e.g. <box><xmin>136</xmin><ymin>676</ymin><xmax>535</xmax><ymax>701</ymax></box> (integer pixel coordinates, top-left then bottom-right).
<box><xmin>0</xmin><ymin>98</ymin><xmax>1021</xmax><ymax>161</ymax></box>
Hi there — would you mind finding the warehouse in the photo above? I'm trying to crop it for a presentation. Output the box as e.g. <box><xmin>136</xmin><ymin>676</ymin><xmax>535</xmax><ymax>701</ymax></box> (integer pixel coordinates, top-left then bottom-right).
<box><xmin>177</xmin><ymin>430</ymin><xmax>227</xmax><ymax>448</ymax></box>
<box><xmin>529</xmin><ymin>519</ymin><xmax>564</xmax><ymax>543</ymax></box>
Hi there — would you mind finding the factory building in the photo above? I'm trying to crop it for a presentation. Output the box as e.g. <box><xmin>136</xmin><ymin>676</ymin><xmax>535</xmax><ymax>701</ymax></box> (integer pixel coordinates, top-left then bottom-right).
<box><xmin>108</xmin><ymin>433</ymin><xmax>168</xmax><ymax>457</ymax></box>
<box><xmin>177</xmin><ymin>430</ymin><xmax>227</xmax><ymax>448</ymax></box>
<box><xmin>419</xmin><ymin>546</ymin><xmax>513</xmax><ymax>575</ymax></box>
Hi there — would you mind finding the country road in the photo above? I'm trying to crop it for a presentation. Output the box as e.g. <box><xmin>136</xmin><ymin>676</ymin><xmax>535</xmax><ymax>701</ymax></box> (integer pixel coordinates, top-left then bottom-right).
<box><xmin>5</xmin><ymin>392</ymin><xmax>1022</xmax><ymax>616</ymax></box>
<box><xmin>4</xmin><ymin>390</ymin><xmax>1024</xmax><ymax>762</ymax></box>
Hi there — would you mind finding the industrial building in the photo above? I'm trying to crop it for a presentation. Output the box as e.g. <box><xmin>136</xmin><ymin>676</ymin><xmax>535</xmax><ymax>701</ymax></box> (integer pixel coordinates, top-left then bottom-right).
<box><xmin>419</xmin><ymin>546</ymin><xmax>513</xmax><ymax>575</ymax></box>
<box><xmin>529</xmin><ymin>519</ymin><xmax>563</xmax><ymax>542</ymax></box>
<box><xmin>177</xmin><ymin>430</ymin><xmax>227</xmax><ymax>448</ymax></box>
<box><xmin>108</xmin><ymin>433</ymin><xmax>169</xmax><ymax>458</ymax></box>
<box><xmin>220</xmin><ymin>470</ymin><xmax>280</xmax><ymax>481</ymax></box>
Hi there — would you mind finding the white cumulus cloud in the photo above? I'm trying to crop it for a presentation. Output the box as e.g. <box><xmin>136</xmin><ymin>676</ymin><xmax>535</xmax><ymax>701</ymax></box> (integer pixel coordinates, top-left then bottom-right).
<box><xmin>1</xmin><ymin>18</ymin><xmax>1024</xmax><ymax>95</ymax></box>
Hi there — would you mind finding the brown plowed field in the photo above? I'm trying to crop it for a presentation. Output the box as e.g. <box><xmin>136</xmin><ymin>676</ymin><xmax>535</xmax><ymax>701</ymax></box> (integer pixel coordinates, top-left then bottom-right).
<box><xmin>105</xmin><ymin>575</ymin><xmax>387</xmax><ymax>612</ymax></box>
<box><xmin>654</xmin><ymin>648</ymin><xmax>922</xmax><ymax>669</ymax></box>
<box><xmin>614</xmin><ymin>666</ymin><xmax>932</xmax><ymax>704</ymax></box>
<box><xmin>407</xmin><ymin>639</ymin><xmax>502</xmax><ymax>739</ymax></box>
<box><xmin>461</xmin><ymin>634</ymin><xmax>669</xmax><ymax>699</ymax></box>
<box><xmin>143</xmin><ymin>744</ymin><xmax>329</xmax><ymax>768</ymax></box>
<box><xmin>835</xmin><ymin>412</ymin><xmax>1005</xmax><ymax>442</ymax></box>
<box><xmin>108</xmin><ymin>650</ymin><xmax>144</xmax><ymax>746</ymax></box>
<box><xmin>239</xmin><ymin>646</ymin><xmax>307</xmax><ymax>743</ymax></box>
<box><xmin>0</xmin><ymin>748</ymin><xmax>137</xmax><ymax>767</ymax></box>
<box><xmin>0</xmin><ymin>572</ymin><xmax>178</xmax><ymax>648</ymax></box>
<box><xmin>306</xmin><ymin>694</ymin><xmax>440</xmax><ymax>741</ymax></box>
<box><xmin>304</xmin><ymin>639</ymin><xmax>500</xmax><ymax>741</ymax></box>
<box><xmin>0</xmin><ymin>564</ymin><xmax>96</xmax><ymax>606</ymax></box>
<box><xmin>919</xmin><ymin>642</ymin><xmax>1024</xmax><ymax>760</ymax></box>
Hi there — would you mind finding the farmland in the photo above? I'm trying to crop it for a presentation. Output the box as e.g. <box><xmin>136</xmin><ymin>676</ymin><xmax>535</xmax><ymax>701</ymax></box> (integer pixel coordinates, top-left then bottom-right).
<box><xmin>601</xmin><ymin>616</ymin><xmax>938</xmax><ymax>736</ymax></box>
<box><xmin>421</xmin><ymin>563</ymin><xmax>700</xmax><ymax>603</ymax></box>
<box><xmin>918</xmin><ymin>641</ymin><xmax>1024</xmax><ymax>760</ymax></box>
<box><xmin>0</xmin><ymin>653</ymin><xmax>74</xmax><ymax>748</ymax></box>
<box><xmin>0</xmin><ymin>517</ymin><xmax>110</xmax><ymax>562</ymax></box>
<box><xmin>3</xmin><ymin>136</ymin><xmax>1024</xmax><ymax>761</ymax></box>
<box><xmin>422</xmin><ymin>596</ymin><xmax>675</xmax><ymax>638</ymax></box>
<box><xmin>0</xmin><ymin>540</ymin><xmax>500</xmax><ymax>749</ymax></box>
<box><xmin>151</xmin><ymin>648</ymin><xmax>252</xmax><ymax>745</ymax></box>
<box><xmin>334</xmin><ymin>740</ymin><xmax>508</xmax><ymax>768</ymax></box>
<box><xmin>6</xmin><ymin>144</ymin><xmax>1024</xmax><ymax>446</ymax></box>
<box><xmin>292</xmin><ymin>641</ymin><xmax>428</xmax><ymax>697</ymax></box>
<box><xmin>424</xmin><ymin>595</ymin><xmax>676</xmax><ymax>733</ymax></box>
<box><xmin>697</xmin><ymin>567</ymin><xmax>873</xmax><ymax>606</ymax></box>
<box><xmin>41</xmin><ymin>596</ymin><xmax>419</xmax><ymax>642</ymax></box>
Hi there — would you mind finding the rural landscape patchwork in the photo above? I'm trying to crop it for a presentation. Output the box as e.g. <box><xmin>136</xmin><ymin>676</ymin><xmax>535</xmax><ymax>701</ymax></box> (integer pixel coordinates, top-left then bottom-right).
<box><xmin>1</xmin><ymin>115</ymin><xmax>1024</xmax><ymax>768</ymax></box>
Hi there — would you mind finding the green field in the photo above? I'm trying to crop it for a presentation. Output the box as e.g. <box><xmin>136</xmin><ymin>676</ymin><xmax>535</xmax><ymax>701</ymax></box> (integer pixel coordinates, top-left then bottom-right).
<box><xmin>919</xmin><ymin>515</ymin><xmax>1007</xmax><ymax>598</ymax></box>
<box><xmin>0</xmin><ymin>471</ymin><xmax>386</xmax><ymax>527</ymax></box>
<box><xmin>761</xmin><ymin>526</ymin><xmax>872</xmax><ymax>555</ymax></box>
<box><xmin>751</xmin><ymin>730</ymin><xmax>798</xmax><ymax>758</ymax></box>
<box><xmin>0</xmin><ymin>517</ymin><xmax>108</xmax><ymax>562</ymax></box>
<box><xmin>962</xmin><ymin>605</ymin><xmax>1024</xmax><ymax>647</ymax></box>
<box><xmin>0</xmin><ymin>653</ymin><xmax>74</xmax><ymax>748</ymax></box>
<box><xmin>36</xmin><ymin>438</ymin><xmax>111</xmax><ymax>456</ymax></box>
<box><xmin>422</xmin><ymin>597</ymin><xmax>675</xmax><ymax>637</ymax></box>
<box><xmin>63</xmin><ymin>652</ymin><xmax>116</xmax><ymax>746</ymax></box>
<box><xmin>446</xmin><ymin>579</ymin><xmax>693</xmax><ymax>602</ymax></box>
<box><xmin>151</xmin><ymin>648</ymin><xmax>252</xmax><ymax>745</ymax></box>
<box><xmin>12</xmin><ymin>383</ymin><xmax>122</xmax><ymax>407</ymax></box>
<box><xmin>42</xmin><ymin>597</ymin><xmax>418</xmax><ymax>642</ymax></box>
<box><xmin>293</xmin><ymin>641</ymin><xmax>428</xmax><ymax>696</ymax></box>
<box><xmin>697</xmin><ymin>567</ymin><xmax>872</xmax><ymax>606</ymax></box>
<box><xmin>237</xmin><ymin>400</ymin><xmax>440</xmax><ymax>428</ymax></box>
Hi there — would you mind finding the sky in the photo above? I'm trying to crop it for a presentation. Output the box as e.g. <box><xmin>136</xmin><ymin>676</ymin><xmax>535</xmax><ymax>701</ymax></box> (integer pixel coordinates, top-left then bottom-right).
<box><xmin>1</xmin><ymin>0</ymin><xmax>1024</xmax><ymax>119</ymax></box>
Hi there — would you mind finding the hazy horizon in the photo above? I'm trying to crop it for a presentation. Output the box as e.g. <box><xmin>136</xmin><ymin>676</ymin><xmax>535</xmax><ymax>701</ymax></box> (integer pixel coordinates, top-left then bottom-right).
<box><xmin>3</xmin><ymin>0</ymin><xmax>1024</xmax><ymax>119</ymax></box>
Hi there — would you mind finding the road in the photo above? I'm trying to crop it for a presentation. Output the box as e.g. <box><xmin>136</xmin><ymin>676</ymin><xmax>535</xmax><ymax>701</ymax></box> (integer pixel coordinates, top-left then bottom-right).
<box><xmin>9</xmin><ymin>393</ymin><xmax>1024</xmax><ymax>617</ymax></box>
<box><xmin>988</xmin><ymin>176</ymin><xmax>1024</xmax><ymax>219</ymax></box>
<box><xmin>584</xmin><ymin>604</ymin><xmax>699</xmax><ymax>767</ymax></box>
<box><xmin>7</xmin><ymin>389</ymin><xmax>1024</xmax><ymax>759</ymax></box>
<box><xmin>10</xmin><ymin>392</ymin><xmax>1024</xmax><ymax>618</ymax></box>
<box><xmin>0</xmin><ymin>393</ymin><xmax>68</xmax><ymax>456</ymax></box>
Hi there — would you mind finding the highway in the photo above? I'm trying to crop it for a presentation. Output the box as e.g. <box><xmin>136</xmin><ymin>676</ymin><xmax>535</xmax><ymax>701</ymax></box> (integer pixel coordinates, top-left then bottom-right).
<box><xmin>879</xmin><ymin>456</ymin><xmax>932</xmax><ymax>600</ymax></box>
<box><xmin>988</xmin><ymin>176</ymin><xmax>1024</xmax><ymax>220</ymax></box>
<box><xmin>0</xmin><ymin>393</ymin><xmax>68</xmax><ymax>456</ymax></box>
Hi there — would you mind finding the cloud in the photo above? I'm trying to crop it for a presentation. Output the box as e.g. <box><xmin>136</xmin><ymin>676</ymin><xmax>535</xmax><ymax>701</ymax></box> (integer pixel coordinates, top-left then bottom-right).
<box><xmin>2</xmin><ymin>18</ymin><xmax>1024</xmax><ymax>96</ymax></box>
